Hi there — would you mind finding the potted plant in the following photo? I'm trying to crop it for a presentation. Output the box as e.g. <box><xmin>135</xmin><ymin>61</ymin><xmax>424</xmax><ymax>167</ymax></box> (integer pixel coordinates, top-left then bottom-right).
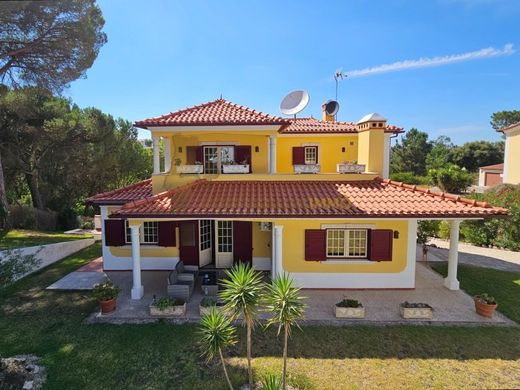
<box><xmin>149</xmin><ymin>296</ymin><xmax>186</xmax><ymax>317</ymax></box>
<box><xmin>474</xmin><ymin>293</ymin><xmax>498</xmax><ymax>318</ymax></box>
<box><xmin>222</xmin><ymin>159</ymin><xmax>250</xmax><ymax>174</ymax></box>
<box><xmin>335</xmin><ymin>298</ymin><xmax>365</xmax><ymax>319</ymax></box>
<box><xmin>336</xmin><ymin>160</ymin><xmax>366</xmax><ymax>174</ymax></box>
<box><xmin>399</xmin><ymin>301</ymin><xmax>433</xmax><ymax>319</ymax></box>
<box><xmin>93</xmin><ymin>281</ymin><xmax>120</xmax><ymax>314</ymax></box>
<box><xmin>199</xmin><ymin>296</ymin><xmax>226</xmax><ymax>316</ymax></box>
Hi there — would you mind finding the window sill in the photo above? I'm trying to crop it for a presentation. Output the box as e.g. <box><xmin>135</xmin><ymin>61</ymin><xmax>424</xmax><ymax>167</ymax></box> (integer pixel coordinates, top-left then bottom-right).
<box><xmin>121</xmin><ymin>244</ymin><xmax>163</xmax><ymax>249</ymax></box>
<box><xmin>321</xmin><ymin>259</ymin><xmax>372</xmax><ymax>265</ymax></box>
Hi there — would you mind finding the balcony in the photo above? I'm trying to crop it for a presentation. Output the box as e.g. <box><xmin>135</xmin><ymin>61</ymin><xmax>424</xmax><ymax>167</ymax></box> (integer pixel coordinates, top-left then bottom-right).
<box><xmin>336</xmin><ymin>162</ymin><xmax>366</xmax><ymax>174</ymax></box>
<box><xmin>294</xmin><ymin>164</ymin><xmax>320</xmax><ymax>174</ymax></box>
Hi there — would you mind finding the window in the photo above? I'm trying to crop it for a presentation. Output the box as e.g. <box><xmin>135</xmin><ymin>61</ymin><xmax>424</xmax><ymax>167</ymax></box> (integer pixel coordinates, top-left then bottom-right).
<box><xmin>203</xmin><ymin>146</ymin><xmax>235</xmax><ymax>174</ymax></box>
<box><xmin>304</xmin><ymin>146</ymin><xmax>318</xmax><ymax>165</ymax></box>
<box><xmin>124</xmin><ymin>220</ymin><xmax>159</xmax><ymax>244</ymax></box>
<box><xmin>326</xmin><ymin>229</ymin><xmax>368</xmax><ymax>258</ymax></box>
<box><xmin>200</xmin><ymin>220</ymin><xmax>212</xmax><ymax>251</ymax></box>
<box><xmin>217</xmin><ymin>221</ymin><xmax>233</xmax><ymax>253</ymax></box>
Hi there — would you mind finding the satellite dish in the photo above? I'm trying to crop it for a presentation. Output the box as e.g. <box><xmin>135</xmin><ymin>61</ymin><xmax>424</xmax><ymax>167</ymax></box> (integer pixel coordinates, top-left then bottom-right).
<box><xmin>323</xmin><ymin>99</ymin><xmax>340</xmax><ymax>116</ymax></box>
<box><xmin>280</xmin><ymin>90</ymin><xmax>309</xmax><ymax>116</ymax></box>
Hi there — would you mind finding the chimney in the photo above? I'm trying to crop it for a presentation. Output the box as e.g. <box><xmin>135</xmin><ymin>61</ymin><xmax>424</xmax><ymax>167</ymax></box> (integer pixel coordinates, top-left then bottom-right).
<box><xmin>356</xmin><ymin>113</ymin><xmax>388</xmax><ymax>178</ymax></box>
<box><xmin>321</xmin><ymin>102</ymin><xmax>335</xmax><ymax>122</ymax></box>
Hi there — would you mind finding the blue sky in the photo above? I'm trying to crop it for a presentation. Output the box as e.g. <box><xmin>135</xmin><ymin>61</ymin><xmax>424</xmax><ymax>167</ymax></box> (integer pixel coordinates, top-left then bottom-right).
<box><xmin>66</xmin><ymin>0</ymin><xmax>520</xmax><ymax>144</ymax></box>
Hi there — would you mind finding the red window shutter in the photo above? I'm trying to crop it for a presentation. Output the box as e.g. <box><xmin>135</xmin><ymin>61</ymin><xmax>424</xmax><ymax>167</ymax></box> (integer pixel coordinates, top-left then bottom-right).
<box><xmin>305</xmin><ymin>229</ymin><xmax>326</xmax><ymax>261</ymax></box>
<box><xmin>235</xmin><ymin>145</ymin><xmax>252</xmax><ymax>172</ymax></box>
<box><xmin>195</xmin><ymin>146</ymin><xmax>203</xmax><ymax>163</ymax></box>
<box><xmin>158</xmin><ymin>221</ymin><xmax>176</xmax><ymax>247</ymax></box>
<box><xmin>292</xmin><ymin>147</ymin><xmax>305</xmax><ymax>165</ymax></box>
<box><xmin>369</xmin><ymin>229</ymin><xmax>393</xmax><ymax>261</ymax></box>
<box><xmin>104</xmin><ymin>219</ymin><xmax>125</xmax><ymax>246</ymax></box>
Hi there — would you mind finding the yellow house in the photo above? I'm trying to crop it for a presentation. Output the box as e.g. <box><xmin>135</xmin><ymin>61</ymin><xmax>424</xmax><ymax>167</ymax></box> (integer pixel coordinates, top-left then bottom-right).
<box><xmin>87</xmin><ymin>98</ymin><xmax>507</xmax><ymax>300</ymax></box>
<box><xmin>499</xmin><ymin>121</ymin><xmax>520</xmax><ymax>184</ymax></box>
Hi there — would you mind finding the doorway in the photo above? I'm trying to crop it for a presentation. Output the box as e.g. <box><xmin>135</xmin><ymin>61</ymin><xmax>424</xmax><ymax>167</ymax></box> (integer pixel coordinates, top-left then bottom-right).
<box><xmin>215</xmin><ymin>220</ymin><xmax>233</xmax><ymax>268</ymax></box>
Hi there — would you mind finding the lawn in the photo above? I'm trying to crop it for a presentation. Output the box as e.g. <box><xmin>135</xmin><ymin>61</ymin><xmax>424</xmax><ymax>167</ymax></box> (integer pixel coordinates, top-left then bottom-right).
<box><xmin>1</xmin><ymin>247</ymin><xmax>519</xmax><ymax>389</ymax></box>
<box><xmin>0</xmin><ymin>229</ymin><xmax>93</xmax><ymax>250</ymax></box>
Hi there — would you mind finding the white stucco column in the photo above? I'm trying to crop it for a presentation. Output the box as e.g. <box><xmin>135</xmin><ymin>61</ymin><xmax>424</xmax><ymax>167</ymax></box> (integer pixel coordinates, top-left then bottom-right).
<box><xmin>163</xmin><ymin>137</ymin><xmax>171</xmax><ymax>173</ymax></box>
<box><xmin>444</xmin><ymin>220</ymin><xmax>461</xmax><ymax>290</ymax></box>
<box><xmin>152</xmin><ymin>136</ymin><xmax>160</xmax><ymax>175</ymax></box>
<box><xmin>269</xmin><ymin>136</ymin><xmax>277</xmax><ymax>174</ymax></box>
<box><xmin>273</xmin><ymin>225</ymin><xmax>283</xmax><ymax>277</ymax></box>
<box><xmin>130</xmin><ymin>224</ymin><xmax>144</xmax><ymax>299</ymax></box>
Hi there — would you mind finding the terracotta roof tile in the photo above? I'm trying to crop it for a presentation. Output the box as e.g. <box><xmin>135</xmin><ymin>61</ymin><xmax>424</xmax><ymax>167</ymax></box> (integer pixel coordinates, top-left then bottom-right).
<box><xmin>110</xmin><ymin>179</ymin><xmax>507</xmax><ymax>219</ymax></box>
<box><xmin>134</xmin><ymin>98</ymin><xmax>289</xmax><ymax>128</ymax></box>
<box><xmin>479</xmin><ymin>163</ymin><xmax>504</xmax><ymax>170</ymax></box>
<box><xmin>497</xmin><ymin>121</ymin><xmax>520</xmax><ymax>133</ymax></box>
<box><xmin>86</xmin><ymin>179</ymin><xmax>152</xmax><ymax>205</ymax></box>
<box><xmin>279</xmin><ymin>117</ymin><xmax>404</xmax><ymax>134</ymax></box>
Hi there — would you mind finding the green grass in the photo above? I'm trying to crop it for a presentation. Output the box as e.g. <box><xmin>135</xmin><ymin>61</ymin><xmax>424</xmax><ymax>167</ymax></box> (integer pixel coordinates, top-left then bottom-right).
<box><xmin>1</xmin><ymin>247</ymin><xmax>519</xmax><ymax>389</ymax></box>
<box><xmin>431</xmin><ymin>263</ymin><xmax>520</xmax><ymax>323</ymax></box>
<box><xmin>0</xmin><ymin>229</ymin><xmax>93</xmax><ymax>250</ymax></box>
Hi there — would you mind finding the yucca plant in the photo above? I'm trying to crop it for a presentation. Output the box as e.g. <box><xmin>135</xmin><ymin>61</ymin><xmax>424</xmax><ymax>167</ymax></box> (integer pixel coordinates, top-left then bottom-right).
<box><xmin>198</xmin><ymin>307</ymin><xmax>237</xmax><ymax>390</ymax></box>
<box><xmin>263</xmin><ymin>273</ymin><xmax>305</xmax><ymax>390</ymax></box>
<box><xmin>219</xmin><ymin>263</ymin><xmax>264</xmax><ymax>388</ymax></box>
<box><xmin>261</xmin><ymin>374</ymin><xmax>283</xmax><ymax>390</ymax></box>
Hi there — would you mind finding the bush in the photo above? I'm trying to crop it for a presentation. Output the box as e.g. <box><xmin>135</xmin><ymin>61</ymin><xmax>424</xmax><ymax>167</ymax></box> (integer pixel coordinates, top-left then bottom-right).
<box><xmin>389</xmin><ymin>172</ymin><xmax>430</xmax><ymax>185</ymax></box>
<box><xmin>0</xmin><ymin>249</ymin><xmax>41</xmax><ymax>288</ymax></box>
<box><xmin>8</xmin><ymin>205</ymin><xmax>58</xmax><ymax>231</ymax></box>
<box><xmin>460</xmin><ymin>184</ymin><xmax>520</xmax><ymax>251</ymax></box>
<box><xmin>58</xmin><ymin>208</ymin><xmax>79</xmax><ymax>231</ymax></box>
<box><xmin>438</xmin><ymin>221</ymin><xmax>451</xmax><ymax>240</ymax></box>
<box><xmin>92</xmin><ymin>281</ymin><xmax>120</xmax><ymax>301</ymax></box>
<box><xmin>429</xmin><ymin>164</ymin><xmax>473</xmax><ymax>193</ymax></box>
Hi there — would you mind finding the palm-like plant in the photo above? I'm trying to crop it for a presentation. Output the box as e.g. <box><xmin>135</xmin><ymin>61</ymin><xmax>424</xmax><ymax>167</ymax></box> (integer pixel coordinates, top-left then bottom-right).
<box><xmin>263</xmin><ymin>273</ymin><xmax>306</xmax><ymax>390</ymax></box>
<box><xmin>199</xmin><ymin>307</ymin><xmax>237</xmax><ymax>390</ymax></box>
<box><xmin>219</xmin><ymin>263</ymin><xmax>264</xmax><ymax>388</ymax></box>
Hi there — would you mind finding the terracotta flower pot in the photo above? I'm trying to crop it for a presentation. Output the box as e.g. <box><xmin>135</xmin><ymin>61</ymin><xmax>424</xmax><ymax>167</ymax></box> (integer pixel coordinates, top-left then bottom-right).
<box><xmin>474</xmin><ymin>297</ymin><xmax>497</xmax><ymax>318</ymax></box>
<box><xmin>99</xmin><ymin>298</ymin><xmax>117</xmax><ymax>314</ymax></box>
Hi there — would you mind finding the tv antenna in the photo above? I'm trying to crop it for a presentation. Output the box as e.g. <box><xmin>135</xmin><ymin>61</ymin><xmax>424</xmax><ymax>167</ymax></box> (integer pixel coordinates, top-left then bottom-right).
<box><xmin>334</xmin><ymin>69</ymin><xmax>346</xmax><ymax>101</ymax></box>
<box><xmin>280</xmin><ymin>90</ymin><xmax>310</xmax><ymax>118</ymax></box>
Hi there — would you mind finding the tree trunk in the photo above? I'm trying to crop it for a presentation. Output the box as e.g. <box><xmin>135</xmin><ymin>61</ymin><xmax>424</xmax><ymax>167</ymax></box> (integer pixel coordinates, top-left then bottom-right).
<box><xmin>246</xmin><ymin>320</ymin><xmax>253</xmax><ymax>388</ymax></box>
<box><xmin>282</xmin><ymin>326</ymin><xmax>288</xmax><ymax>390</ymax></box>
<box><xmin>0</xmin><ymin>150</ymin><xmax>9</xmax><ymax>229</ymax></box>
<box><xmin>25</xmin><ymin>172</ymin><xmax>44</xmax><ymax>209</ymax></box>
<box><xmin>219</xmin><ymin>347</ymin><xmax>234</xmax><ymax>390</ymax></box>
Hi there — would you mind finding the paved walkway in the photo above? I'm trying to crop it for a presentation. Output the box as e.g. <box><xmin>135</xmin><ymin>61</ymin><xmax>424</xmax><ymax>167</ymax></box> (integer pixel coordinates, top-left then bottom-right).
<box><xmin>46</xmin><ymin>257</ymin><xmax>107</xmax><ymax>290</ymax></box>
<box><xmin>425</xmin><ymin>238</ymin><xmax>520</xmax><ymax>273</ymax></box>
<box><xmin>87</xmin><ymin>264</ymin><xmax>515</xmax><ymax>326</ymax></box>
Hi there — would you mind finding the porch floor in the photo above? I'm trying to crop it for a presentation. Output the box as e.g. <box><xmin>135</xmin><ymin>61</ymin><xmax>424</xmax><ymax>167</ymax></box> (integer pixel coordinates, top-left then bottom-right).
<box><xmin>89</xmin><ymin>263</ymin><xmax>515</xmax><ymax>326</ymax></box>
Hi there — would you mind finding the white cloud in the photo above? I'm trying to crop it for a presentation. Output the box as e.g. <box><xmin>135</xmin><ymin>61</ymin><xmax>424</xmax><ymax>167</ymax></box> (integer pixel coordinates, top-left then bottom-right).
<box><xmin>345</xmin><ymin>44</ymin><xmax>515</xmax><ymax>78</ymax></box>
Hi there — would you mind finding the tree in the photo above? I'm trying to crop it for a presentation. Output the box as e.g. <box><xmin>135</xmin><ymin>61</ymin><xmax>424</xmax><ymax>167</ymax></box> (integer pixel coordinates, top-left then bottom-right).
<box><xmin>429</xmin><ymin>164</ymin><xmax>474</xmax><ymax>193</ymax></box>
<box><xmin>0</xmin><ymin>1</ymin><xmax>107</xmax><ymax>92</ymax></box>
<box><xmin>390</xmin><ymin>128</ymin><xmax>432</xmax><ymax>176</ymax></box>
<box><xmin>219</xmin><ymin>263</ymin><xmax>264</xmax><ymax>389</ymax></box>
<box><xmin>450</xmin><ymin>141</ymin><xmax>504</xmax><ymax>172</ymax></box>
<box><xmin>490</xmin><ymin>110</ymin><xmax>520</xmax><ymax>131</ymax></box>
<box><xmin>263</xmin><ymin>274</ymin><xmax>305</xmax><ymax>390</ymax></box>
<box><xmin>199</xmin><ymin>307</ymin><xmax>237</xmax><ymax>390</ymax></box>
<box><xmin>426</xmin><ymin>136</ymin><xmax>453</xmax><ymax>171</ymax></box>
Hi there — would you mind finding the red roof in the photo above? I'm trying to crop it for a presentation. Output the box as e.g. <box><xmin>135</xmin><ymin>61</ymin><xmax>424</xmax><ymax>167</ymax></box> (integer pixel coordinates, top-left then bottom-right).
<box><xmin>498</xmin><ymin>121</ymin><xmax>520</xmax><ymax>133</ymax></box>
<box><xmin>109</xmin><ymin>179</ymin><xmax>507</xmax><ymax>219</ymax></box>
<box><xmin>86</xmin><ymin>179</ymin><xmax>152</xmax><ymax>205</ymax></box>
<box><xmin>479</xmin><ymin>163</ymin><xmax>504</xmax><ymax>171</ymax></box>
<box><xmin>281</xmin><ymin>117</ymin><xmax>403</xmax><ymax>134</ymax></box>
<box><xmin>134</xmin><ymin>98</ymin><xmax>289</xmax><ymax>128</ymax></box>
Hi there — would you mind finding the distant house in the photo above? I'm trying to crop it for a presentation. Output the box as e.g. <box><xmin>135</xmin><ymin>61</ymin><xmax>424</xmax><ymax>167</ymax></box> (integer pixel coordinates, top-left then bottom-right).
<box><xmin>86</xmin><ymin>98</ymin><xmax>507</xmax><ymax>300</ymax></box>
<box><xmin>499</xmin><ymin>121</ymin><xmax>520</xmax><ymax>184</ymax></box>
<box><xmin>478</xmin><ymin>163</ymin><xmax>503</xmax><ymax>187</ymax></box>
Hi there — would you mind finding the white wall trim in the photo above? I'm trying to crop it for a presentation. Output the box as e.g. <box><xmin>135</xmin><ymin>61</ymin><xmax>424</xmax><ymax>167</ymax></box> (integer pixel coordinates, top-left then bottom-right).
<box><xmin>149</xmin><ymin>125</ymin><xmax>281</xmax><ymax>133</ymax></box>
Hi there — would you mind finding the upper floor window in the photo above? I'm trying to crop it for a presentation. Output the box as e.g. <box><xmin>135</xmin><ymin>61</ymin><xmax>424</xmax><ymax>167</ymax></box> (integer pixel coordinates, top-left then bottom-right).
<box><xmin>304</xmin><ymin>146</ymin><xmax>318</xmax><ymax>165</ymax></box>
<box><xmin>203</xmin><ymin>146</ymin><xmax>234</xmax><ymax>174</ymax></box>
<box><xmin>326</xmin><ymin>229</ymin><xmax>368</xmax><ymax>258</ymax></box>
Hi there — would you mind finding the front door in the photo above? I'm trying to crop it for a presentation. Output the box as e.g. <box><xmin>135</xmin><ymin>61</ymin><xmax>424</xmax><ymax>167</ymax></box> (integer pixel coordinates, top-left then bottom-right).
<box><xmin>215</xmin><ymin>220</ymin><xmax>233</xmax><ymax>268</ymax></box>
<box><xmin>179</xmin><ymin>221</ymin><xmax>199</xmax><ymax>266</ymax></box>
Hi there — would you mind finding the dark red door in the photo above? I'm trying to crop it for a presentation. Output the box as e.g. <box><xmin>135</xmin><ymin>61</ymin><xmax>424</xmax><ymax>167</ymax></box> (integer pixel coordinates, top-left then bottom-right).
<box><xmin>233</xmin><ymin>221</ymin><xmax>252</xmax><ymax>264</ymax></box>
<box><xmin>179</xmin><ymin>221</ymin><xmax>199</xmax><ymax>266</ymax></box>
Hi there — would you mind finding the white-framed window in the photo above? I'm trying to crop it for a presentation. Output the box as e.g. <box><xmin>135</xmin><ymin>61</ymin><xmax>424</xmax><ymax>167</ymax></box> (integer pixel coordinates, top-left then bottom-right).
<box><xmin>326</xmin><ymin>229</ymin><xmax>368</xmax><ymax>258</ymax></box>
<box><xmin>203</xmin><ymin>146</ymin><xmax>235</xmax><ymax>174</ymax></box>
<box><xmin>200</xmin><ymin>220</ymin><xmax>212</xmax><ymax>251</ymax></box>
<box><xmin>217</xmin><ymin>220</ymin><xmax>233</xmax><ymax>253</ymax></box>
<box><xmin>124</xmin><ymin>221</ymin><xmax>159</xmax><ymax>244</ymax></box>
<box><xmin>304</xmin><ymin>146</ymin><xmax>318</xmax><ymax>165</ymax></box>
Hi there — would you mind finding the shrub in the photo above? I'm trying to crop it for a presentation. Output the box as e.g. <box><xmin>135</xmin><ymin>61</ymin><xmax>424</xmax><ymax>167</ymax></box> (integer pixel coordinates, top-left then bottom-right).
<box><xmin>389</xmin><ymin>172</ymin><xmax>430</xmax><ymax>185</ymax></box>
<box><xmin>336</xmin><ymin>298</ymin><xmax>362</xmax><ymax>308</ymax></box>
<box><xmin>8</xmin><ymin>205</ymin><xmax>58</xmax><ymax>231</ymax></box>
<box><xmin>0</xmin><ymin>249</ymin><xmax>41</xmax><ymax>288</ymax></box>
<box><xmin>429</xmin><ymin>164</ymin><xmax>473</xmax><ymax>193</ymax></box>
<box><xmin>58</xmin><ymin>208</ymin><xmax>79</xmax><ymax>231</ymax></box>
<box><xmin>438</xmin><ymin>221</ymin><xmax>451</xmax><ymax>240</ymax></box>
<box><xmin>92</xmin><ymin>281</ymin><xmax>120</xmax><ymax>301</ymax></box>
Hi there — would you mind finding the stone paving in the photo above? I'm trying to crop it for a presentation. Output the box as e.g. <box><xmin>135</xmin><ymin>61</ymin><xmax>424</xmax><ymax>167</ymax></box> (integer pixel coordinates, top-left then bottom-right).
<box><xmin>87</xmin><ymin>263</ymin><xmax>515</xmax><ymax>326</ymax></box>
<box><xmin>47</xmin><ymin>257</ymin><xmax>107</xmax><ymax>290</ymax></box>
<box><xmin>426</xmin><ymin>238</ymin><xmax>520</xmax><ymax>273</ymax></box>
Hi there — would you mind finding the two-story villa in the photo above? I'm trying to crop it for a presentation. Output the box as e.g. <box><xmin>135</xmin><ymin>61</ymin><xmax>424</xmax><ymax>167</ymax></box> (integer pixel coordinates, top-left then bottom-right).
<box><xmin>87</xmin><ymin>98</ymin><xmax>506</xmax><ymax>300</ymax></box>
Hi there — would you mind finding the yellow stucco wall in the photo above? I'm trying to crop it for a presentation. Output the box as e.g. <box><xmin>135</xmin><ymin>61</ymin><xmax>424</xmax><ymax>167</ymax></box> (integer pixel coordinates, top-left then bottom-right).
<box><xmin>505</xmin><ymin>131</ymin><xmax>520</xmax><ymax>184</ymax></box>
<box><xmin>357</xmin><ymin>129</ymin><xmax>385</xmax><ymax>175</ymax></box>
<box><xmin>276</xmin><ymin>135</ymin><xmax>358</xmax><ymax>174</ymax></box>
<box><xmin>274</xmin><ymin>219</ymin><xmax>409</xmax><ymax>273</ymax></box>
<box><xmin>252</xmin><ymin>222</ymin><xmax>271</xmax><ymax>257</ymax></box>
